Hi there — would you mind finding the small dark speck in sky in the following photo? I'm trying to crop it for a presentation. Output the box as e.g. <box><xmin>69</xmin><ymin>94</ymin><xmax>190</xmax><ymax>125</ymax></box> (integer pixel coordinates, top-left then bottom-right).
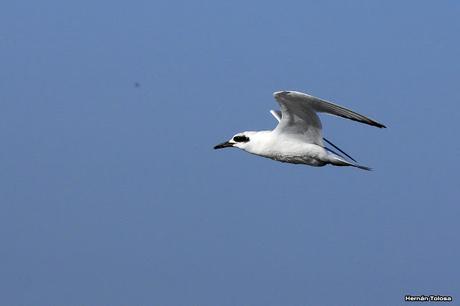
<box><xmin>134</xmin><ymin>82</ymin><xmax>140</xmax><ymax>88</ymax></box>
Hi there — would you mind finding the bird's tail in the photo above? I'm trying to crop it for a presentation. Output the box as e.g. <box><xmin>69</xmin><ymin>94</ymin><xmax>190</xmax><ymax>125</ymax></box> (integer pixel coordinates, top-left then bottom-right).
<box><xmin>351</xmin><ymin>163</ymin><xmax>372</xmax><ymax>171</ymax></box>
<box><xmin>327</xmin><ymin>154</ymin><xmax>372</xmax><ymax>171</ymax></box>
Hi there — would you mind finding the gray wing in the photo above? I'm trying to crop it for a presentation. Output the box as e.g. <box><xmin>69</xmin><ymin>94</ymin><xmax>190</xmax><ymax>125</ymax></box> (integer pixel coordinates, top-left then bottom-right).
<box><xmin>272</xmin><ymin>90</ymin><xmax>386</xmax><ymax>146</ymax></box>
<box><xmin>272</xmin><ymin>92</ymin><xmax>324</xmax><ymax>145</ymax></box>
<box><xmin>270</xmin><ymin>108</ymin><xmax>357</xmax><ymax>162</ymax></box>
<box><xmin>274</xmin><ymin>90</ymin><xmax>386</xmax><ymax>129</ymax></box>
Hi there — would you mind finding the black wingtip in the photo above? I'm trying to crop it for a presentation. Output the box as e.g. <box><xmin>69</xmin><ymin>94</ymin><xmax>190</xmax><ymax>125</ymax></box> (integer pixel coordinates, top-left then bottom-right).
<box><xmin>371</xmin><ymin>121</ymin><xmax>387</xmax><ymax>129</ymax></box>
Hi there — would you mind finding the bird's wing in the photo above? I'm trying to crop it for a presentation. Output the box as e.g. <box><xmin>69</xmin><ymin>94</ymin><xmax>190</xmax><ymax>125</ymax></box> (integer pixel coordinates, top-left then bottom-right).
<box><xmin>272</xmin><ymin>92</ymin><xmax>325</xmax><ymax>145</ymax></box>
<box><xmin>273</xmin><ymin>90</ymin><xmax>386</xmax><ymax>145</ymax></box>
<box><xmin>274</xmin><ymin>91</ymin><xmax>386</xmax><ymax>129</ymax></box>
<box><xmin>271</xmin><ymin>107</ymin><xmax>357</xmax><ymax>161</ymax></box>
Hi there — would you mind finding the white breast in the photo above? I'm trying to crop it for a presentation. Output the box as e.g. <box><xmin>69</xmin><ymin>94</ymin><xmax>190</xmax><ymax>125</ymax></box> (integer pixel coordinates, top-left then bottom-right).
<box><xmin>244</xmin><ymin>132</ymin><xmax>329</xmax><ymax>166</ymax></box>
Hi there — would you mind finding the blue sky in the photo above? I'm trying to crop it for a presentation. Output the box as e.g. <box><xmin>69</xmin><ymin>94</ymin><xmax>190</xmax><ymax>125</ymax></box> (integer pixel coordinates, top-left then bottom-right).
<box><xmin>1</xmin><ymin>1</ymin><xmax>459</xmax><ymax>305</ymax></box>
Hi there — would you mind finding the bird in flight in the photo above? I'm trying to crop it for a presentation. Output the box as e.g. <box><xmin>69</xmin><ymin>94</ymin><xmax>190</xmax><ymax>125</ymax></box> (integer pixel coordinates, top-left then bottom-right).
<box><xmin>214</xmin><ymin>90</ymin><xmax>386</xmax><ymax>170</ymax></box>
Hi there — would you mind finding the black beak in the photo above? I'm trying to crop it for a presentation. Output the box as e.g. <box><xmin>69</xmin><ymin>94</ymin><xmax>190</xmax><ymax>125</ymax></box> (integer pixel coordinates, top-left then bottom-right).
<box><xmin>214</xmin><ymin>141</ymin><xmax>233</xmax><ymax>149</ymax></box>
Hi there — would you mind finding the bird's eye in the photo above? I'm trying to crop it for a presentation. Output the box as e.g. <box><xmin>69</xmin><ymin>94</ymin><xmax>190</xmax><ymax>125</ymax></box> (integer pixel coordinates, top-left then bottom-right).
<box><xmin>233</xmin><ymin>135</ymin><xmax>249</xmax><ymax>142</ymax></box>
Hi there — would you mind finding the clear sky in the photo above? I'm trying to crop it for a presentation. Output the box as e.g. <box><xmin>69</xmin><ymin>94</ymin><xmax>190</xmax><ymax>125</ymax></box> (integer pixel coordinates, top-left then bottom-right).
<box><xmin>1</xmin><ymin>1</ymin><xmax>459</xmax><ymax>305</ymax></box>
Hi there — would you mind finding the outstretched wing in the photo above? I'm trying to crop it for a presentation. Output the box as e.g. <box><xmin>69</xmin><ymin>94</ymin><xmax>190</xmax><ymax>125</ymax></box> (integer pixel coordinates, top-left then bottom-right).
<box><xmin>273</xmin><ymin>90</ymin><xmax>386</xmax><ymax>145</ymax></box>
<box><xmin>272</xmin><ymin>92</ymin><xmax>325</xmax><ymax>145</ymax></box>
<box><xmin>274</xmin><ymin>91</ymin><xmax>386</xmax><ymax>129</ymax></box>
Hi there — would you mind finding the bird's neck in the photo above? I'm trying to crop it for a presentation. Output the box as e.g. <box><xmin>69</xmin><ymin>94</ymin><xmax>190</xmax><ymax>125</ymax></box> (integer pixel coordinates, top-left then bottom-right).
<box><xmin>243</xmin><ymin>130</ymin><xmax>275</xmax><ymax>155</ymax></box>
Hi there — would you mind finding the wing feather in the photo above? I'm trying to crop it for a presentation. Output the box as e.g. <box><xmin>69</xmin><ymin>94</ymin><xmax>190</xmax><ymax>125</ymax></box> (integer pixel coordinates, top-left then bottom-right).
<box><xmin>272</xmin><ymin>90</ymin><xmax>386</xmax><ymax>146</ymax></box>
<box><xmin>273</xmin><ymin>93</ymin><xmax>324</xmax><ymax>145</ymax></box>
<box><xmin>281</xmin><ymin>91</ymin><xmax>386</xmax><ymax>128</ymax></box>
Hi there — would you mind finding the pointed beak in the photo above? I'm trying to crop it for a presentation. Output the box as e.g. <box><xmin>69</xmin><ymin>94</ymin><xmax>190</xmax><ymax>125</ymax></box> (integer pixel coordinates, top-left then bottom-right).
<box><xmin>214</xmin><ymin>141</ymin><xmax>233</xmax><ymax>149</ymax></box>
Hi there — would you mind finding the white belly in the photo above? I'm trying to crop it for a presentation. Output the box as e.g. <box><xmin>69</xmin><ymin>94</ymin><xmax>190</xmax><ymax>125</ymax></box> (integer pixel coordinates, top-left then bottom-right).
<box><xmin>251</xmin><ymin>142</ymin><xmax>328</xmax><ymax>166</ymax></box>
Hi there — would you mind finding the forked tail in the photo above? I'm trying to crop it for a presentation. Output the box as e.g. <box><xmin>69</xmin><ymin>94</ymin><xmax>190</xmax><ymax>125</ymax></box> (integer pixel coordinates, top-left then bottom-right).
<box><xmin>327</xmin><ymin>154</ymin><xmax>372</xmax><ymax>171</ymax></box>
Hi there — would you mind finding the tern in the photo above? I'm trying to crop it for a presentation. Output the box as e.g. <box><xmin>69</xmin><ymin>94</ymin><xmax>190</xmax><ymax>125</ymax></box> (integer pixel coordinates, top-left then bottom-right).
<box><xmin>214</xmin><ymin>90</ymin><xmax>386</xmax><ymax>170</ymax></box>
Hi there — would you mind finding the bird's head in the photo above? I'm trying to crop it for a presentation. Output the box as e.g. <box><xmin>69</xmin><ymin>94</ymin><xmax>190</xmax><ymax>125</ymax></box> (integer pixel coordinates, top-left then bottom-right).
<box><xmin>214</xmin><ymin>132</ymin><xmax>255</xmax><ymax>151</ymax></box>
